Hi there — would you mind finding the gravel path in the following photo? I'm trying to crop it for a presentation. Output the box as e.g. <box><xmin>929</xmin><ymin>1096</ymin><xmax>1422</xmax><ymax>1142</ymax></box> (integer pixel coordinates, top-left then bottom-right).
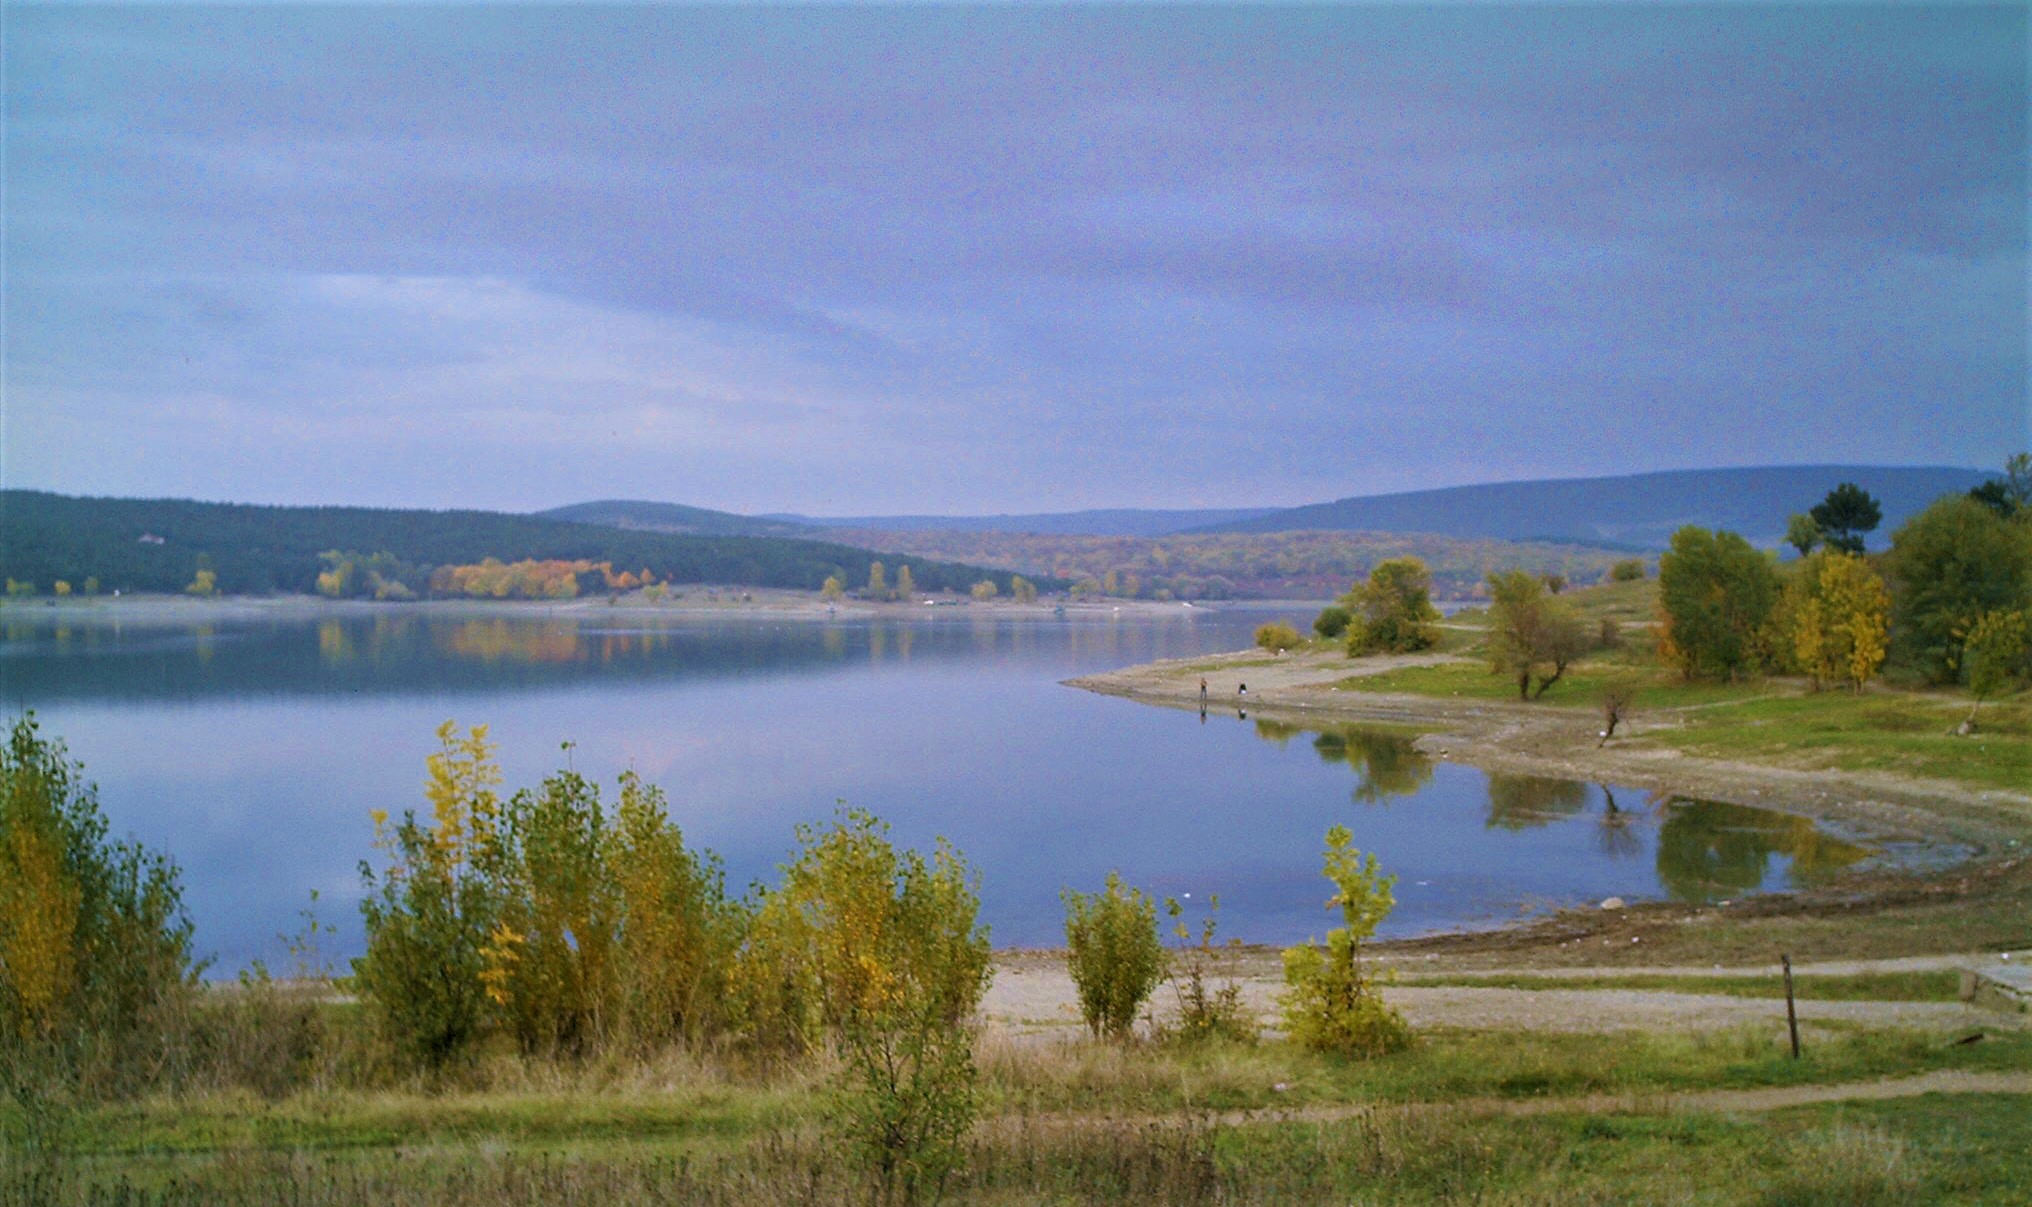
<box><xmin>981</xmin><ymin>958</ymin><xmax>2022</xmax><ymax>1040</ymax></box>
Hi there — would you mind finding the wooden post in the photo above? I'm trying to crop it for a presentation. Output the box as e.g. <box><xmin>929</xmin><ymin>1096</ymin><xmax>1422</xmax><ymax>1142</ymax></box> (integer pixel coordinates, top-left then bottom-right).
<box><xmin>1782</xmin><ymin>953</ymin><xmax>1801</xmax><ymax>1060</ymax></box>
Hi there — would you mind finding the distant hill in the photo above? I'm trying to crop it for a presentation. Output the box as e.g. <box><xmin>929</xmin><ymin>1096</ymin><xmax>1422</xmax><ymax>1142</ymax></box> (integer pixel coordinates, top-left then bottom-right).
<box><xmin>763</xmin><ymin>508</ymin><xmax>1279</xmax><ymax>537</ymax></box>
<box><xmin>1196</xmin><ymin>466</ymin><xmax>1992</xmax><ymax>549</ymax></box>
<box><xmin>0</xmin><ymin>492</ymin><xmax>1049</xmax><ymax>598</ymax></box>
<box><xmin>537</xmin><ymin>499</ymin><xmax>817</xmax><ymax>539</ymax></box>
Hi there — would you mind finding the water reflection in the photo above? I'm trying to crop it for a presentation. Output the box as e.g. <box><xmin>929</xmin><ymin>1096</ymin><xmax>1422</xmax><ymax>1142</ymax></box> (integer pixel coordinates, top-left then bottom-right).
<box><xmin>1248</xmin><ymin>720</ymin><xmax>1876</xmax><ymax>907</ymax></box>
<box><xmin>0</xmin><ymin>609</ymin><xmax>1192</xmax><ymax>705</ymax></box>
<box><xmin>1654</xmin><ymin>799</ymin><xmax>1869</xmax><ymax>903</ymax></box>
<box><xmin>1484</xmin><ymin>774</ymin><xmax>1590</xmax><ymax>830</ymax></box>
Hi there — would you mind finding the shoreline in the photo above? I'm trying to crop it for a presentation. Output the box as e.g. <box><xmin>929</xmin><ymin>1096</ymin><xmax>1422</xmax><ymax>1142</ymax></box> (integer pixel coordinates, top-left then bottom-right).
<box><xmin>6</xmin><ymin>590</ymin><xmax>1287</xmax><ymax>625</ymax></box>
<box><xmin>1067</xmin><ymin>644</ymin><xmax>2032</xmax><ymax>853</ymax></box>
<box><xmin>1067</xmin><ymin>644</ymin><xmax>2032</xmax><ymax>966</ymax></box>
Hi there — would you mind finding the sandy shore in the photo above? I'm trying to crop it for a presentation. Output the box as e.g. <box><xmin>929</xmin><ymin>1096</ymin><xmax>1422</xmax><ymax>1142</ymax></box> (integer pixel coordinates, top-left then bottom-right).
<box><xmin>979</xmin><ymin>949</ymin><xmax>2023</xmax><ymax>1041</ymax></box>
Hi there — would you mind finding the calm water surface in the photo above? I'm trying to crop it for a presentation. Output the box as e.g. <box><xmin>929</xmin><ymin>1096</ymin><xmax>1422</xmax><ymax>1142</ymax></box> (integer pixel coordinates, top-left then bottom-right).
<box><xmin>2</xmin><ymin>605</ymin><xmax>1871</xmax><ymax>974</ymax></box>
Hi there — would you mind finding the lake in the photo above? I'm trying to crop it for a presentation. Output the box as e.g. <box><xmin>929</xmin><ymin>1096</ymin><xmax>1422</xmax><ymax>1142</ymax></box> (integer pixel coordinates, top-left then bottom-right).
<box><xmin>1</xmin><ymin>604</ymin><xmax>1871</xmax><ymax>974</ymax></box>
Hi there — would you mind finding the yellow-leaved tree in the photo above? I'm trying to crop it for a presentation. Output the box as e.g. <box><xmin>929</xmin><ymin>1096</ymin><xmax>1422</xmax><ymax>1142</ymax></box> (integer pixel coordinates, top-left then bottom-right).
<box><xmin>355</xmin><ymin>722</ymin><xmax>507</xmax><ymax>1071</ymax></box>
<box><xmin>1786</xmin><ymin>552</ymin><xmax>1890</xmax><ymax>692</ymax></box>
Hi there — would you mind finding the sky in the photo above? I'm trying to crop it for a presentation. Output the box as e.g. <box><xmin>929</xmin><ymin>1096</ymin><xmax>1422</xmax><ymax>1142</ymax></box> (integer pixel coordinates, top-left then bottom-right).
<box><xmin>5</xmin><ymin>4</ymin><xmax>2027</xmax><ymax>516</ymax></box>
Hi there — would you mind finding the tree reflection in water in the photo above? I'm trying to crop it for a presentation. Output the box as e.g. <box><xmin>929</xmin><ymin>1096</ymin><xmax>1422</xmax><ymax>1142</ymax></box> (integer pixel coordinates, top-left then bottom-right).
<box><xmin>1595</xmin><ymin>785</ymin><xmax>1644</xmax><ymax>861</ymax></box>
<box><xmin>1255</xmin><ymin>721</ymin><xmax>1436</xmax><ymax>804</ymax></box>
<box><xmin>1483</xmin><ymin>773</ymin><xmax>1589</xmax><ymax>830</ymax></box>
<box><xmin>1653</xmin><ymin>798</ymin><xmax>1869</xmax><ymax>903</ymax></box>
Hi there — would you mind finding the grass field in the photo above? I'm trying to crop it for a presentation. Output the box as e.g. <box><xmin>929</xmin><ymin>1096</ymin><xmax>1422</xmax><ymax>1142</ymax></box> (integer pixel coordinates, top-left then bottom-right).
<box><xmin>10</xmin><ymin>1023</ymin><xmax>2027</xmax><ymax>1204</ymax></box>
<box><xmin>1647</xmin><ymin>689</ymin><xmax>2032</xmax><ymax>795</ymax></box>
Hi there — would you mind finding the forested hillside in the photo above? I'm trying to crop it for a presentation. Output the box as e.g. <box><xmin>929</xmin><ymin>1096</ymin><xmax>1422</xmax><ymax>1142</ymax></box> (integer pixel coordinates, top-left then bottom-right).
<box><xmin>1202</xmin><ymin>466</ymin><xmax>1991</xmax><ymax>548</ymax></box>
<box><xmin>826</xmin><ymin>528</ymin><xmax>1628</xmax><ymax>600</ymax></box>
<box><xmin>0</xmin><ymin>492</ymin><xmax>1046</xmax><ymax>598</ymax></box>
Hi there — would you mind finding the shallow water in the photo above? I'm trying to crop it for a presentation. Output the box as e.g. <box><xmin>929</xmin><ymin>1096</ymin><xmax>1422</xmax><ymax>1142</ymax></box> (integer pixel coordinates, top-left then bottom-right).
<box><xmin>1</xmin><ymin>605</ymin><xmax>1869</xmax><ymax>973</ymax></box>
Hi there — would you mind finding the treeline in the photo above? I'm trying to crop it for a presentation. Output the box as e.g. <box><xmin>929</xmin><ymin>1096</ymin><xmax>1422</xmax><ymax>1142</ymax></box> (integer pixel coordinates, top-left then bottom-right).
<box><xmin>0</xmin><ymin>491</ymin><xmax>1056</xmax><ymax>599</ymax></box>
<box><xmin>828</xmin><ymin>528</ymin><xmax>1627</xmax><ymax>600</ymax></box>
<box><xmin>1651</xmin><ymin>465</ymin><xmax>2032</xmax><ymax>692</ymax></box>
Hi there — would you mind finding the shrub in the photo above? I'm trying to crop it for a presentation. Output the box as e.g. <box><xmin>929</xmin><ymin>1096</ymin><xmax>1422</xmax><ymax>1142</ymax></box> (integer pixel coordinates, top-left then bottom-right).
<box><xmin>1062</xmin><ymin>872</ymin><xmax>1167</xmax><ymax>1041</ymax></box>
<box><xmin>1159</xmin><ymin>896</ymin><xmax>1253</xmax><ymax>1046</ymax></box>
<box><xmin>1609</xmin><ymin>558</ymin><xmax>1647</xmax><ymax>582</ymax></box>
<box><xmin>1312</xmin><ymin>605</ymin><xmax>1351</xmax><ymax>639</ymax></box>
<box><xmin>734</xmin><ymin>810</ymin><xmax>989</xmax><ymax>1049</ymax></box>
<box><xmin>354</xmin><ymin>722</ymin><xmax>507</xmax><ymax>1072</ymax></box>
<box><xmin>1254</xmin><ymin>621</ymin><xmax>1303</xmax><ymax>652</ymax></box>
<box><xmin>606</xmin><ymin>772</ymin><xmax>741</xmax><ymax>1048</ymax></box>
<box><xmin>736</xmin><ymin>809</ymin><xmax>991</xmax><ymax>1198</ymax></box>
<box><xmin>0</xmin><ymin>716</ymin><xmax>199</xmax><ymax>1098</ymax></box>
<box><xmin>485</xmin><ymin>765</ymin><xmax>617</xmax><ymax>1057</ymax></box>
<box><xmin>1280</xmin><ymin>826</ymin><xmax>1410</xmax><ymax>1057</ymax></box>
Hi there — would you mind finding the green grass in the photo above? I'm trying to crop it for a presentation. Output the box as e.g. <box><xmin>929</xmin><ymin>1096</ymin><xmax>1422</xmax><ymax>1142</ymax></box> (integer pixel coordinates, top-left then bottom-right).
<box><xmin>1652</xmin><ymin>688</ymin><xmax>2032</xmax><ymax>794</ymax></box>
<box><xmin>1334</xmin><ymin>658</ymin><xmax>1773</xmax><ymax>710</ymax></box>
<box><xmin>1394</xmin><ymin>970</ymin><xmax>1962</xmax><ymax>1002</ymax></box>
<box><xmin>14</xmin><ymin>1064</ymin><xmax>2028</xmax><ymax>1205</ymax></box>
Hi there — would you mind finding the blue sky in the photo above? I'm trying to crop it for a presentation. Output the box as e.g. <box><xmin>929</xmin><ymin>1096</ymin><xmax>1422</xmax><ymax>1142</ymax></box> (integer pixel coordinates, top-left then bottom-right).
<box><xmin>6</xmin><ymin>4</ymin><xmax>2026</xmax><ymax>514</ymax></box>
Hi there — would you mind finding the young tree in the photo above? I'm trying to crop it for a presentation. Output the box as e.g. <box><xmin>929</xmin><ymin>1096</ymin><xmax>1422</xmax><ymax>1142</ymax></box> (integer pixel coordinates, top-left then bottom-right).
<box><xmin>1785</xmin><ymin>552</ymin><xmax>1891</xmax><ymax>692</ymax></box>
<box><xmin>866</xmin><ymin>561</ymin><xmax>888</xmax><ymax>600</ymax></box>
<box><xmin>1810</xmin><ymin>483</ymin><xmax>1883</xmax><ymax>555</ymax></box>
<box><xmin>1888</xmin><ymin>496</ymin><xmax>2032</xmax><ymax>683</ymax></box>
<box><xmin>1010</xmin><ymin>575</ymin><xmax>1037</xmax><ymax>604</ymax></box>
<box><xmin>184</xmin><ymin>569</ymin><xmax>218</xmax><ymax>597</ymax></box>
<box><xmin>1784</xmin><ymin>513</ymin><xmax>1823</xmax><ymax>557</ymax></box>
<box><xmin>1344</xmin><ymin>557</ymin><xmax>1441</xmax><ymax>655</ymax></box>
<box><xmin>1486</xmin><ymin>570</ymin><xmax>1589</xmax><ymax>699</ymax></box>
<box><xmin>1279</xmin><ymin>827</ymin><xmax>1410</xmax><ymax>1056</ymax></box>
<box><xmin>1609</xmin><ymin>558</ymin><xmax>1648</xmax><ymax>582</ymax></box>
<box><xmin>354</xmin><ymin>723</ymin><xmax>506</xmax><ymax>1071</ymax></box>
<box><xmin>1657</xmin><ymin>526</ymin><xmax>1781</xmax><ymax>680</ymax></box>
<box><xmin>820</xmin><ymin>575</ymin><xmax>845</xmax><ymax>602</ymax></box>
<box><xmin>895</xmin><ymin>564</ymin><xmax>916</xmax><ymax>601</ymax></box>
<box><xmin>970</xmin><ymin>579</ymin><xmax>998</xmax><ymax>602</ymax></box>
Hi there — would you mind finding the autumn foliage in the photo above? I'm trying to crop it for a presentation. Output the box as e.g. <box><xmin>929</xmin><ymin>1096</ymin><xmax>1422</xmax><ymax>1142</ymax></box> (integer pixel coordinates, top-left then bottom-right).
<box><xmin>0</xmin><ymin>716</ymin><xmax>198</xmax><ymax>1090</ymax></box>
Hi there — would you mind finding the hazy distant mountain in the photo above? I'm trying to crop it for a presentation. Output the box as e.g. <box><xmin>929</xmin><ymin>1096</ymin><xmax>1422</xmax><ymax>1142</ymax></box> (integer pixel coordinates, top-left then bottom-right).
<box><xmin>537</xmin><ymin>499</ymin><xmax>817</xmax><ymax>539</ymax></box>
<box><xmin>1195</xmin><ymin>466</ymin><xmax>1993</xmax><ymax>549</ymax></box>
<box><xmin>765</xmin><ymin>508</ymin><xmax>1279</xmax><ymax>536</ymax></box>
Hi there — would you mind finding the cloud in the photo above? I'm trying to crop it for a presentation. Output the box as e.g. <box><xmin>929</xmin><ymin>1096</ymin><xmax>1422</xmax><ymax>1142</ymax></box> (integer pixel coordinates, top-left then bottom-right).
<box><xmin>8</xmin><ymin>5</ymin><xmax>2024</xmax><ymax>511</ymax></box>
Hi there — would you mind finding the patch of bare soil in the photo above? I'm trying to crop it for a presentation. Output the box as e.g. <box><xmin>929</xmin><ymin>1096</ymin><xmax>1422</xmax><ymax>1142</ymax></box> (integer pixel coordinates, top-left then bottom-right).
<box><xmin>980</xmin><ymin>956</ymin><xmax>2022</xmax><ymax>1042</ymax></box>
